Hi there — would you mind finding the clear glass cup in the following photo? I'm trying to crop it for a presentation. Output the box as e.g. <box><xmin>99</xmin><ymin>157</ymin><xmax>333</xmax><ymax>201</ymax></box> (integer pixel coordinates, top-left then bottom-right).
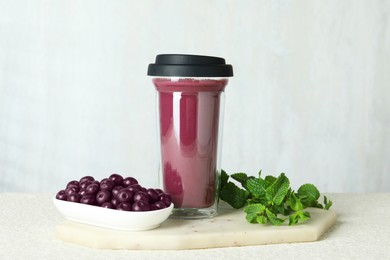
<box><xmin>148</xmin><ymin>55</ymin><xmax>233</xmax><ymax>219</ymax></box>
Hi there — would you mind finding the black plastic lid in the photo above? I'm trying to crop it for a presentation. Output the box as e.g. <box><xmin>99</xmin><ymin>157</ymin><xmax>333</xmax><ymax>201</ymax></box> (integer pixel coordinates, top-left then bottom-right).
<box><xmin>147</xmin><ymin>54</ymin><xmax>233</xmax><ymax>77</ymax></box>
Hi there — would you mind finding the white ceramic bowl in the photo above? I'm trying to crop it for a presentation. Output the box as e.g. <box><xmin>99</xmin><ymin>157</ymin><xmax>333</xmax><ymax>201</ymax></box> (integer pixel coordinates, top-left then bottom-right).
<box><xmin>53</xmin><ymin>196</ymin><xmax>173</xmax><ymax>231</ymax></box>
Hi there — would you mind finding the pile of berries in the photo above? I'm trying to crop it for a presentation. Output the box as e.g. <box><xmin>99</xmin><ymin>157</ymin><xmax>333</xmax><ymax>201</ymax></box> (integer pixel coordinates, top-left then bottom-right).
<box><xmin>55</xmin><ymin>174</ymin><xmax>172</xmax><ymax>212</ymax></box>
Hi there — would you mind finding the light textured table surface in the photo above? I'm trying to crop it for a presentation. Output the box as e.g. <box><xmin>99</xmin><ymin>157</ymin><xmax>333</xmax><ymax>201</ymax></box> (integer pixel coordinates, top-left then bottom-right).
<box><xmin>1</xmin><ymin>193</ymin><xmax>389</xmax><ymax>259</ymax></box>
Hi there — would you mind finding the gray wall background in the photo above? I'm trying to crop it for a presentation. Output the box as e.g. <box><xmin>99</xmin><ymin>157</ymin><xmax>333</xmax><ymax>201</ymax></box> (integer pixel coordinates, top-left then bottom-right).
<box><xmin>1</xmin><ymin>0</ymin><xmax>389</xmax><ymax>192</ymax></box>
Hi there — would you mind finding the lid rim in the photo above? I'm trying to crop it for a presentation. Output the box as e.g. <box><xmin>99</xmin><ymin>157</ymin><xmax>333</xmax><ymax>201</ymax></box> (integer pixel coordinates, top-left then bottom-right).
<box><xmin>147</xmin><ymin>54</ymin><xmax>233</xmax><ymax>77</ymax></box>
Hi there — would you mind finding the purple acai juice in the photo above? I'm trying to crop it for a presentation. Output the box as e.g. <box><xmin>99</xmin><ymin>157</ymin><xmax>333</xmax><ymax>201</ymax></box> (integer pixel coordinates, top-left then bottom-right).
<box><xmin>154</xmin><ymin>78</ymin><xmax>227</xmax><ymax>208</ymax></box>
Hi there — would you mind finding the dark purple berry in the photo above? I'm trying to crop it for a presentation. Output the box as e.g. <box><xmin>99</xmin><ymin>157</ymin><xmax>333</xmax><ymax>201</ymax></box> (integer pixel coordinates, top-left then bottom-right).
<box><xmin>56</xmin><ymin>190</ymin><xmax>67</xmax><ymax>201</ymax></box>
<box><xmin>154</xmin><ymin>201</ymin><xmax>167</xmax><ymax>209</ymax></box>
<box><xmin>116</xmin><ymin>189</ymin><xmax>133</xmax><ymax>203</ymax></box>
<box><xmin>147</xmin><ymin>189</ymin><xmax>159</xmax><ymax>202</ymax></box>
<box><xmin>96</xmin><ymin>190</ymin><xmax>112</xmax><ymax>205</ymax></box>
<box><xmin>85</xmin><ymin>183</ymin><xmax>99</xmax><ymax>195</ymax></box>
<box><xmin>79</xmin><ymin>176</ymin><xmax>94</xmax><ymax>183</ymax></box>
<box><xmin>92</xmin><ymin>180</ymin><xmax>100</xmax><ymax>186</ymax></box>
<box><xmin>127</xmin><ymin>184</ymin><xmax>142</xmax><ymax>193</ymax></box>
<box><xmin>67</xmin><ymin>184</ymin><xmax>79</xmax><ymax>192</ymax></box>
<box><xmin>79</xmin><ymin>180</ymin><xmax>92</xmax><ymax>189</ymax></box>
<box><xmin>109</xmin><ymin>173</ymin><xmax>124</xmax><ymax>186</ymax></box>
<box><xmin>101</xmin><ymin>202</ymin><xmax>115</xmax><ymax>209</ymax></box>
<box><xmin>112</xmin><ymin>186</ymin><xmax>123</xmax><ymax>197</ymax></box>
<box><xmin>78</xmin><ymin>188</ymin><xmax>87</xmax><ymax>196</ymax></box>
<box><xmin>155</xmin><ymin>188</ymin><xmax>164</xmax><ymax>195</ymax></box>
<box><xmin>65</xmin><ymin>187</ymin><xmax>78</xmax><ymax>197</ymax></box>
<box><xmin>159</xmin><ymin>194</ymin><xmax>172</xmax><ymax>206</ymax></box>
<box><xmin>66</xmin><ymin>180</ymin><xmax>79</xmax><ymax>189</ymax></box>
<box><xmin>67</xmin><ymin>193</ymin><xmax>81</xmax><ymax>203</ymax></box>
<box><xmin>80</xmin><ymin>195</ymin><xmax>96</xmax><ymax>205</ymax></box>
<box><xmin>117</xmin><ymin>202</ymin><xmax>132</xmax><ymax>211</ymax></box>
<box><xmin>133</xmin><ymin>191</ymin><xmax>150</xmax><ymax>203</ymax></box>
<box><xmin>123</xmin><ymin>177</ymin><xmax>138</xmax><ymax>187</ymax></box>
<box><xmin>100</xmin><ymin>179</ymin><xmax>115</xmax><ymax>191</ymax></box>
<box><xmin>111</xmin><ymin>197</ymin><xmax>120</xmax><ymax>207</ymax></box>
<box><xmin>150</xmin><ymin>204</ymin><xmax>158</xmax><ymax>211</ymax></box>
<box><xmin>132</xmin><ymin>200</ymin><xmax>150</xmax><ymax>211</ymax></box>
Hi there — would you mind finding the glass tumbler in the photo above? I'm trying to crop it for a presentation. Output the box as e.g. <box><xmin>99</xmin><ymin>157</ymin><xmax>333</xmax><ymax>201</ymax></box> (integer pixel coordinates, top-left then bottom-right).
<box><xmin>147</xmin><ymin>54</ymin><xmax>233</xmax><ymax>219</ymax></box>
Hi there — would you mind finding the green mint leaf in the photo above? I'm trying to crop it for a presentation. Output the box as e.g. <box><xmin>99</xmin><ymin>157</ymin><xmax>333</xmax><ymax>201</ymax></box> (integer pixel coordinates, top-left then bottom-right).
<box><xmin>269</xmin><ymin>204</ymin><xmax>289</xmax><ymax>215</ymax></box>
<box><xmin>289</xmin><ymin>192</ymin><xmax>303</xmax><ymax>211</ymax></box>
<box><xmin>301</xmin><ymin>211</ymin><xmax>311</xmax><ymax>221</ymax></box>
<box><xmin>289</xmin><ymin>212</ymin><xmax>299</xmax><ymax>225</ymax></box>
<box><xmin>220</xmin><ymin>169</ymin><xmax>229</xmax><ymax>189</ymax></box>
<box><xmin>324</xmin><ymin>196</ymin><xmax>333</xmax><ymax>210</ymax></box>
<box><xmin>247</xmin><ymin>198</ymin><xmax>258</xmax><ymax>205</ymax></box>
<box><xmin>244</xmin><ymin>203</ymin><xmax>266</xmax><ymax>223</ymax></box>
<box><xmin>247</xmin><ymin>197</ymin><xmax>268</xmax><ymax>205</ymax></box>
<box><xmin>220</xmin><ymin>182</ymin><xmax>249</xmax><ymax>209</ymax></box>
<box><xmin>265</xmin><ymin>208</ymin><xmax>285</xmax><ymax>225</ymax></box>
<box><xmin>231</xmin><ymin>172</ymin><xmax>248</xmax><ymax>185</ymax></box>
<box><xmin>288</xmin><ymin>210</ymin><xmax>311</xmax><ymax>225</ymax></box>
<box><xmin>297</xmin><ymin>184</ymin><xmax>320</xmax><ymax>207</ymax></box>
<box><xmin>264</xmin><ymin>175</ymin><xmax>277</xmax><ymax>185</ymax></box>
<box><xmin>245</xmin><ymin>177</ymin><xmax>268</xmax><ymax>198</ymax></box>
<box><xmin>256</xmin><ymin>215</ymin><xmax>268</xmax><ymax>224</ymax></box>
<box><xmin>265</xmin><ymin>173</ymin><xmax>290</xmax><ymax>206</ymax></box>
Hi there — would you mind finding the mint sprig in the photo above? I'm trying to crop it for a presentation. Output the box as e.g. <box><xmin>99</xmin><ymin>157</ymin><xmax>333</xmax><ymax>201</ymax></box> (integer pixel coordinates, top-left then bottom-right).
<box><xmin>220</xmin><ymin>182</ymin><xmax>249</xmax><ymax>209</ymax></box>
<box><xmin>220</xmin><ymin>170</ymin><xmax>332</xmax><ymax>226</ymax></box>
